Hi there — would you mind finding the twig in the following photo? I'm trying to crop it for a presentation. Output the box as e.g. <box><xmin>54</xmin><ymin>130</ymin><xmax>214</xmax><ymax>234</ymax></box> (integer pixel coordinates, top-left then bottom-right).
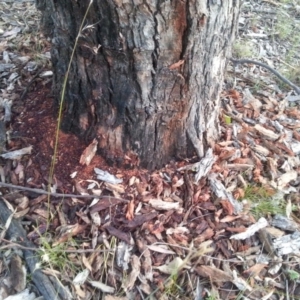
<box><xmin>230</xmin><ymin>58</ymin><xmax>300</xmax><ymax>95</ymax></box>
<box><xmin>0</xmin><ymin>238</ymin><xmax>113</xmax><ymax>253</ymax></box>
<box><xmin>20</xmin><ymin>68</ymin><xmax>44</xmax><ymax>101</ymax></box>
<box><xmin>0</xmin><ymin>181</ymin><xmax>129</xmax><ymax>201</ymax></box>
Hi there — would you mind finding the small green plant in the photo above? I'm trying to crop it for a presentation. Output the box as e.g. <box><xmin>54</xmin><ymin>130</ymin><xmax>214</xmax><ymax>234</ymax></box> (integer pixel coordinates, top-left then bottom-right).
<box><xmin>275</xmin><ymin>12</ymin><xmax>293</xmax><ymax>40</ymax></box>
<box><xmin>146</xmin><ymin>241</ymin><xmax>214</xmax><ymax>299</ymax></box>
<box><xmin>164</xmin><ymin>273</ymin><xmax>183</xmax><ymax>298</ymax></box>
<box><xmin>280</xmin><ymin>66</ymin><xmax>300</xmax><ymax>87</ymax></box>
<box><xmin>38</xmin><ymin>238</ymin><xmax>81</xmax><ymax>275</ymax></box>
<box><xmin>233</xmin><ymin>40</ymin><xmax>254</xmax><ymax>58</ymax></box>
<box><xmin>287</xmin><ymin>269</ymin><xmax>300</xmax><ymax>281</ymax></box>
<box><xmin>244</xmin><ymin>185</ymin><xmax>285</xmax><ymax>218</ymax></box>
<box><xmin>99</xmin><ymin>236</ymin><xmax>117</xmax><ymax>283</ymax></box>
<box><xmin>205</xmin><ymin>295</ymin><xmax>218</xmax><ymax>300</ymax></box>
<box><xmin>251</xmin><ymin>79</ymin><xmax>266</xmax><ymax>94</ymax></box>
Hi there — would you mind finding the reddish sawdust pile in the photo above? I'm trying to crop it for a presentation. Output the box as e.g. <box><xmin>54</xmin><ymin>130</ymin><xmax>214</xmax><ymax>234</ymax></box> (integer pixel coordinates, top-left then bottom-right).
<box><xmin>11</xmin><ymin>82</ymin><xmax>167</xmax><ymax>194</ymax></box>
<box><xmin>11</xmin><ymin>83</ymin><xmax>118</xmax><ymax>192</ymax></box>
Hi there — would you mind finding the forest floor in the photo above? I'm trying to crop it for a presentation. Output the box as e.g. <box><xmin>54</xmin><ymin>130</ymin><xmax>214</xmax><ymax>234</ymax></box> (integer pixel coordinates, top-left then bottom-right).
<box><xmin>1</xmin><ymin>0</ymin><xmax>300</xmax><ymax>300</ymax></box>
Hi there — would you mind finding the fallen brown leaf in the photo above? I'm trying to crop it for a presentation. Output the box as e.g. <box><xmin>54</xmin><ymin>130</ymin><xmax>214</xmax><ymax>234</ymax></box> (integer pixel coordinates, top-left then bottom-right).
<box><xmin>243</xmin><ymin>263</ymin><xmax>267</xmax><ymax>277</ymax></box>
<box><xmin>195</xmin><ymin>265</ymin><xmax>233</xmax><ymax>283</ymax></box>
<box><xmin>220</xmin><ymin>200</ymin><xmax>234</xmax><ymax>215</ymax></box>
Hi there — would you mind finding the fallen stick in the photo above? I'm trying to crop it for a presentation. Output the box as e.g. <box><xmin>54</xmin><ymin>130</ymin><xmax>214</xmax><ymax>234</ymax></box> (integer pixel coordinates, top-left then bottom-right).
<box><xmin>230</xmin><ymin>58</ymin><xmax>300</xmax><ymax>95</ymax></box>
<box><xmin>0</xmin><ymin>181</ymin><xmax>128</xmax><ymax>201</ymax></box>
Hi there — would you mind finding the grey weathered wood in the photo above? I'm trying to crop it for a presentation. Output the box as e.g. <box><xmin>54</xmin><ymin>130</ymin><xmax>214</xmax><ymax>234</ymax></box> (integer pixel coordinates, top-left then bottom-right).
<box><xmin>36</xmin><ymin>0</ymin><xmax>240</xmax><ymax>169</ymax></box>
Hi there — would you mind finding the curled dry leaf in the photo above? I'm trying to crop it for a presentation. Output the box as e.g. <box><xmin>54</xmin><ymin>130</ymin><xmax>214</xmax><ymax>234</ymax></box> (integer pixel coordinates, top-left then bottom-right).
<box><xmin>169</xmin><ymin>59</ymin><xmax>184</xmax><ymax>70</ymax></box>
<box><xmin>79</xmin><ymin>139</ymin><xmax>98</xmax><ymax>166</ymax></box>
<box><xmin>233</xmin><ymin>187</ymin><xmax>245</xmax><ymax>199</ymax></box>
<box><xmin>54</xmin><ymin>223</ymin><xmax>87</xmax><ymax>246</ymax></box>
<box><xmin>151</xmin><ymin>173</ymin><xmax>164</xmax><ymax>197</ymax></box>
<box><xmin>154</xmin><ymin>257</ymin><xmax>187</xmax><ymax>275</ymax></box>
<box><xmin>82</xmin><ymin>255</ymin><xmax>93</xmax><ymax>273</ymax></box>
<box><xmin>126</xmin><ymin>200</ymin><xmax>135</xmax><ymax>220</ymax></box>
<box><xmin>122</xmin><ymin>255</ymin><xmax>141</xmax><ymax>291</ymax></box>
<box><xmin>220</xmin><ymin>200</ymin><xmax>234</xmax><ymax>215</ymax></box>
<box><xmin>243</xmin><ymin>263</ymin><xmax>267</xmax><ymax>277</ymax></box>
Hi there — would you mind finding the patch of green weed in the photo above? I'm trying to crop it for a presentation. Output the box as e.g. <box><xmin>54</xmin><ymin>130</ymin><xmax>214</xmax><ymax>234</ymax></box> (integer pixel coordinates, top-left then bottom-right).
<box><xmin>287</xmin><ymin>269</ymin><xmax>300</xmax><ymax>281</ymax></box>
<box><xmin>233</xmin><ymin>41</ymin><xmax>254</xmax><ymax>58</ymax></box>
<box><xmin>38</xmin><ymin>238</ymin><xmax>81</xmax><ymax>275</ymax></box>
<box><xmin>244</xmin><ymin>185</ymin><xmax>285</xmax><ymax>218</ymax></box>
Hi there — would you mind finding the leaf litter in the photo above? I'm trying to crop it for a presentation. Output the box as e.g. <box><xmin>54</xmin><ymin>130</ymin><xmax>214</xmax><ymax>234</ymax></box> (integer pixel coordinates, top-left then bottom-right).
<box><xmin>0</xmin><ymin>0</ymin><xmax>300</xmax><ymax>299</ymax></box>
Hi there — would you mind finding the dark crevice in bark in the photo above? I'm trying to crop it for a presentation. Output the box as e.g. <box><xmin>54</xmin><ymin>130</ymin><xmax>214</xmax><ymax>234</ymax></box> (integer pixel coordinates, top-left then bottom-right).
<box><xmin>180</xmin><ymin>0</ymin><xmax>190</xmax><ymax>60</ymax></box>
<box><xmin>151</xmin><ymin>6</ymin><xmax>159</xmax><ymax>105</ymax></box>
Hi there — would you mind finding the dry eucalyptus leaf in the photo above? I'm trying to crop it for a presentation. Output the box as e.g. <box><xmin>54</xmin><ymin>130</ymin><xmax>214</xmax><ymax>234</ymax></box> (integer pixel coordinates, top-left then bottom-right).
<box><xmin>154</xmin><ymin>257</ymin><xmax>187</xmax><ymax>275</ymax></box>
<box><xmin>147</xmin><ymin>244</ymin><xmax>176</xmax><ymax>254</ymax></box>
<box><xmin>149</xmin><ymin>199</ymin><xmax>179</xmax><ymax>210</ymax></box>
<box><xmin>89</xmin><ymin>281</ymin><xmax>115</xmax><ymax>293</ymax></box>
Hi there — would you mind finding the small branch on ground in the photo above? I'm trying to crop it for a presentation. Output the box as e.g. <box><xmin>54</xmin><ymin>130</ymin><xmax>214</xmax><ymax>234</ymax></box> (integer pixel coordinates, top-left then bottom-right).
<box><xmin>0</xmin><ymin>181</ymin><xmax>129</xmax><ymax>201</ymax></box>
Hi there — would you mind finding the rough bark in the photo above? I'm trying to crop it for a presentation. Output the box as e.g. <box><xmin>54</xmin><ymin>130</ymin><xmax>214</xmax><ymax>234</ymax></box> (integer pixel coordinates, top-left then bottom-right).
<box><xmin>36</xmin><ymin>0</ymin><xmax>240</xmax><ymax>169</ymax></box>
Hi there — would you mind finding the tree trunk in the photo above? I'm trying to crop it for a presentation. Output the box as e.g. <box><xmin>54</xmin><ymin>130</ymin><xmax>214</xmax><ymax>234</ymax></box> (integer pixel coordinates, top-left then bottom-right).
<box><xmin>36</xmin><ymin>1</ymin><xmax>240</xmax><ymax>169</ymax></box>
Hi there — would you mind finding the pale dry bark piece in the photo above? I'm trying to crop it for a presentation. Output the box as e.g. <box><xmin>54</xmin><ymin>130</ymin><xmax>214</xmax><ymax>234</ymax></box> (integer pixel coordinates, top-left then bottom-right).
<box><xmin>73</xmin><ymin>269</ymin><xmax>89</xmax><ymax>285</ymax></box>
<box><xmin>3</xmin><ymin>288</ymin><xmax>36</xmax><ymax>300</ymax></box>
<box><xmin>273</xmin><ymin>231</ymin><xmax>300</xmax><ymax>255</ymax></box>
<box><xmin>94</xmin><ymin>168</ymin><xmax>123</xmax><ymax>185</ymax></box>
<box><xmin>254</xmin><ymin>124</ymin><xmax>280</xmax><ymax>141</ymax></box>
<box><xmin>79</xmin><ymin>139</ymin><xmax>98</xmax><ymax>166</ymax></box>
<box><xmin>230</xmin><ymin>218</ymin><xmax>268</xmax><ymax>240</ymax></box>
<box><xmin>209</xmin><ymin>173</ymin><xmax>243</xmax><ymax>214</ymax></box>
<box><xmin>276</xmin><ymin>170</ymin><xmax>298</xmax><ymax>190</ymax></box>
<box><xmin>178</xmin><ymin>148</ymin><xmax>216</xmax><ymax>183</ymax></box>
<box><xmin>0</xmin><ymin>146</ymin><xmax>32</xmax><ymax>160</ymax></box>
<box><xmin>149</xmin><ymin>199</ymin><xmax>180</xmax><ymax>210</ymax></box>
<box><xmin>251</xmin><ymin>144</ymin><xmax>270</xmax><ymax>156</ymax></box>
<box><xmin>271</xmin><ymin>214</ymin><xmax>299</xmax><ymax>231</ymax></box>
<box><xmin>116</xmin><ymin>241</ymin><xmax>133</xmax><ymax>271</ymax></box>
<box><xmin>194</xmin><ymin>148</ymin><xmax>216</xmax><ymax>183</ymax></box>
<box><xmin>89</xmin><ymin>281</ymin><xmax>115</xmax><ymax>293</ymax></box>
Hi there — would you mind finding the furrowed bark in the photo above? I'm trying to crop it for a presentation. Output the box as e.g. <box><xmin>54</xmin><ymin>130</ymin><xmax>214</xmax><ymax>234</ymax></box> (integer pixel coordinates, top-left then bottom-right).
<box><xmin>36</xmin><ymin>0</ymin><xmax>240</xmax><ymax>169</ymax></box>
